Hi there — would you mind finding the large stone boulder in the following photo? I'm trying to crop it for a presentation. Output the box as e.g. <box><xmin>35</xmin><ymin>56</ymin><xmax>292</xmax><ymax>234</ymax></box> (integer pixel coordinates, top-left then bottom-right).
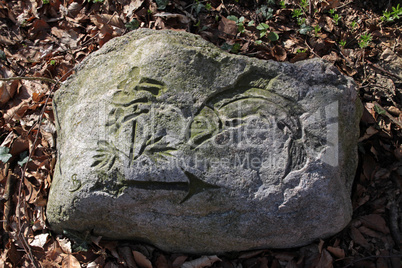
<box><xmin>47</xmin><ymin>29</ymin><xmax>362</xmax><ymax>254</ymax></box>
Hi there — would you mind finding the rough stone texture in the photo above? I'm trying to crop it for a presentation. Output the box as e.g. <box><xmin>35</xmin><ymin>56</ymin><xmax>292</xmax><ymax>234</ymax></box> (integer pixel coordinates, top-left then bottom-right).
<box><xmin>47</xmin><ymin>29</ymin><xmax>363</xmax><ymax>254</ymax></box>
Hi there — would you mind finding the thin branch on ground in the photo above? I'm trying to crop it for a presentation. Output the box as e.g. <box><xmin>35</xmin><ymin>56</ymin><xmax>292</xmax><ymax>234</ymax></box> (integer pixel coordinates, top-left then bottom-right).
<box><xmin>0</xmin><ymin>76</ymin><xmax>57</xmax><ymax>84</ymax></box>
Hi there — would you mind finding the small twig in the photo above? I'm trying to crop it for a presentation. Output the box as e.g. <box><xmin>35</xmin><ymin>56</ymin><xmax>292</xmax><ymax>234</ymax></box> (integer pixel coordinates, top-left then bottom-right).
<box><xmin>0</xmin><ymin>76</ymin><xmax>57</xmax><ymax>84</ymax></box>
<box><xmin>305</xmin><ymin>39</ymin><xmax>320</xmax><ymax>58</ymax></box>
<box><xmin>366</xmin><ymin>59</ymin><xmax>402</xmax><ymax>81</ymax></box>
<box><xmin>335</xmin><ymin>0</ymin><xmax>353</xmax><ymax>10</ymax></box>
<box><xmin>2</xmin><ymin>162</ymin><xmax>11</xmax><ymax>232</ymax></box>
<box><xmin>18</xmin><ymin>232</ymin><xmax>40</xmax><ymax>268</ymax></box>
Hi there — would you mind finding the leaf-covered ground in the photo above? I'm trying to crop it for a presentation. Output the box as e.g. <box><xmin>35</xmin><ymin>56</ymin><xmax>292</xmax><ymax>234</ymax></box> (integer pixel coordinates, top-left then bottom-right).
<box><xmin>0</xmin><ymin>0</ymin><xmax>401</xmax><ymax>267</ymax></box>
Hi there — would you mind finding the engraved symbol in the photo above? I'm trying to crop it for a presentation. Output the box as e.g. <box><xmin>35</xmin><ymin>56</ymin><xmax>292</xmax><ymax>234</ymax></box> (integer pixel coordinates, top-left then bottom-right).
<box><xmin>91</xmin><ymin>69</ymin><xmax>308</xmax><ymax>201</ymax></box>
<box><xmin>92</xmin><ymin>168</ymin><xmax>219</xmax><ymax>203</ymax></box>
<box><xmin>122</xmin><ymin>169</ymin><xmax>219</xmax><ymax>204</ymax></box>
<box><xmin>69</xmin><ymin>174</ymin><xmax>82</xmax><ymax>192</ymax></box>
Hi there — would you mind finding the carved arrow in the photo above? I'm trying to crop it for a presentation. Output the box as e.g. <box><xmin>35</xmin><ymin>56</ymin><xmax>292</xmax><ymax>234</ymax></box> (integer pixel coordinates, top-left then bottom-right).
<box><xmin>121</xmin><ymin>170</ymin><xmax>220</xmax><ymax>204</ymax></box>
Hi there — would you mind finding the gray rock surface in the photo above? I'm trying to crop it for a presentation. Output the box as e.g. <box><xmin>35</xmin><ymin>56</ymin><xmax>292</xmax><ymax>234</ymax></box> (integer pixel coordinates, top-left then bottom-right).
<box><xmin>47</xmin><ymin>29</ymin><xmax>362</xmax><ymax>254</ymax></box>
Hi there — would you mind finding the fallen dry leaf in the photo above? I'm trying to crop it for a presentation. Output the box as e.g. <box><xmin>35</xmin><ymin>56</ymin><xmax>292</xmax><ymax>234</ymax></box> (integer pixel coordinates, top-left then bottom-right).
<box><xmin>181</xmin><ymin>255</ymin><xmax>221</xmax><ymax>268</ymax></box>
<box><xmin>124</xmin><ymin>0</ymin><xmax>144</xmax><ymax>17</ymax></box>
<box><xmin>133</xmin><ymin>250</ymin><xmax>152</xmax><ymax>268</ymax></box>
<box><xmin>326</xmin><ymin>246</ymin><xmax>345</xmax><ymax>259</ymax></box>
<box><xmin>30</xmin><ymin>233</ymin><xmax>49</xmax><ymax>248</ymax></box>
<box><xmin>359</xmin><ymin>214</ymin><xmax>390</xmax><ymax>234</ymax></box>
<box><xmin>118</xmin><ymin>246</ymin><xmax>137</xmax><ymax>268</ymax></box>
<box><xmin>154</xmin><ymin>12</ymin><xmax>190</xmax><ymax>24</ymax></box>
<box><xmin>0</xmin><ymin>68</ymin><xmax>19</xmax><ymax>106</ymax></box>
<box><xmin>218</xmin><ymin>16</ymin><xmax>237</xmax><ymax>37</ymax></box>
<box><xmin>290</xmin><ymin>51</ymin><xmax>308</xmax><ymax>63</ymax></box>
<box><xmin>272</xmin><ymin>45</ymin><xmax>287</xmax><ymax>62</ymax></box>
<box><xmin>155</xmin><ymin>254</ymin><xmax>169</xmax><ymax>268</ymax></box>
<box><xmin>62</xmin><ymin>253</ymin><xmax>80</xmax><ymax>268</ymax></box>
<box><xmin>350</xmin><ymin>226</ymin><xmax>371</xmax><ymax>249</ymax></box>
<box><xmin>358</xmin><ymin>126</ymin><xmax>378</xmax><ymax>142</ymax></box>
<box><xmin>172</xmin><ymin>255</ymin><xmax>188</xmax><ymax>267</ymax></box>
<box><xmin>57</xmin><ymin>237</ymin><xmax>72</xmax><ymax>254</ymax></box>
<box><xmin>316</xmin><ymin>249</ymin><xmax>333</xmax><ymax>268</ymax></box>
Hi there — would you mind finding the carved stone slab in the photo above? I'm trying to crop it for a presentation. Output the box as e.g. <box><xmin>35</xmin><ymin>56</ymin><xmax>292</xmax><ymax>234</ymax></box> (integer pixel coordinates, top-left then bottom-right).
<box><xmin>47</xmin><ymin>29</ymin><xmax>362</xmax><ymax>254</ymax></box>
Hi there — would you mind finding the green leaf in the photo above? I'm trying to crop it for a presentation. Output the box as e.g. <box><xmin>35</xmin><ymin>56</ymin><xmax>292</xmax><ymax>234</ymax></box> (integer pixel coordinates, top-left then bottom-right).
<box><xmin>267</xmin><ymin>31</ymin><xmax>279</xmax><ymax>41</ymax></box>
<box><xmin>194</xmin><ymin>2</ymin><xmax>205</xmax><ymax>14</ymax></box>
<box><xmin>299</xmin><ymin>24</ymin><xmax>313</xmax><ymax>35</ymax></box>
<box><xmin>156</xmin><ymin>0</ymin><xmax>169</xmax><ymax>10</ymax></box>
<box><xmin>238</xmin><ymin>16</ymin><xmax>245</xmax><ymax>23</ymax></box>
<box><xmin>237</xmin><ymin>23</ymin><xmax>245</xmax><ymax>33</ymax></box>
<box><xmin>18</xmin><ymin>151</ymin><xmax>29</xmax><ymax>166</ymax></box>
<box><xmin>231</xmin><ymin>43</ymin><xmax>241</xmax><ymax>53</ymax></box>
<box><xmin>221</xmin><ymin>42</ymin><xmax>233</xmax><ymax>51</ymax></box>
<box><xmin>256</xmin><ymin>23</ymin><xmax>269</xmax><ymax>30</ymax></box>
<box><xmin>63</xmin><ymin>230</ymin><xmax>90</xmax><ymax>252</ymax></box>
<box><xmin>0</xmin><ymin>146</ymin><xmax>12</xmax><ymax>163</ymax></box>
<box><xmin>248</xmin><ymin>20</ymin><xmax>255</xmax><ymax>26</ymax></box>
<box><xmin>255</xmin><ymin>40</ymin><xmax>263</xmax><ymax>45</ymax></box>
<box><xmin>227</xmin><ymin>15</ymin><xmax>238</xmax><ymax>22</ymax></box>
<box><xmin>374</xmin><ymin>105</ymin><xmax>386</xmax><ymax>115</ymax></box>
<box><xmin>125</xmin><ymin>19</ymin><xmax>140</xmax><ymax>30</ymax></box>
<box><xmin>0</xmin><ymin>50</ymin><xmax>6</xmax><ymax>60</ymax></box>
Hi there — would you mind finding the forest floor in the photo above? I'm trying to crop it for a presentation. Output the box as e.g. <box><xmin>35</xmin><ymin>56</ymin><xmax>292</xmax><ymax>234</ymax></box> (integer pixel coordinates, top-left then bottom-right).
<box><xmin>0</xmin><ymin>0</ymin><xmax>401</xmax><ymax>267</ymax></box>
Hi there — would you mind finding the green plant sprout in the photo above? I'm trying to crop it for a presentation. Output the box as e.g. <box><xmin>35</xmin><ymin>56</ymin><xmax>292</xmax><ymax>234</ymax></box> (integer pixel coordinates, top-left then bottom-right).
<box><xmin>297</xmin><ymin>17</ymin><xmax>306</xmax><ymax>25</ymax></box>
<box><xmin>91</xmin><ymin>0</ymin><xmax>105</xmax><ymax>3</ymax></box>
<box><xmin>333</xmin><ymin>13</ymin><xmax>341</xmax><ymax>25</ymax></box>
<box><xmin>192</xmin><ymin>0</ymin><xmax>206</xmax><ymax>14</ymax></box>
<box><xmin>329</xmin><ymin>8</ymin><xmax>335</xmax><ymax>15</ymax></box>
<box><xmin>279</xmin><ymin>0</ymin><xmax>286</xmax><ymax>9</ymax></box>
<box><xmin>382</xmin><ymin>11</ymin><xmax>393</xmax><ymax>22</ymax></box>
<box><xmin>257</xmin><ymin>23</ymin><xmax>270</xmax><ymax>38</ymax></box>
<box><xmin>390</xmin><ymin>4</ymin><xmax>401</xmax><ymax>17</ymax></box>
<box><xmin>297</xmin><ymin>48</ymin><xmax>307</xmax><ymax>53</ymax></box>
<box><xmin>350</xmin><ymin>21</ymin><xmax>357</xmax><ymax>31</ymax></box>
<box><xmin>339</xmin><ymin>40</ymin><xmax>346</xmax><ymax>47</ymax></box>
<box><xmin>227</xmin><ymin>15</ymin><xmax>246</xmax><ymax>33</ymax></box>
<box><xmin>313</xmin><ymin>25</ymin><xmax>321</xmax><ymax>37</ymax></box>
<box><xmin>382</xmin><ymin>4</ymin><xmax>402</xmax><ymax>22</ymax></box>
<box><xmin>257</xmin><ymin>5</ymin><xmax>274</xmax><ymax>20</ymax></box>
<box><xmin>300</xmin><ymin>0</ymin><xmax>308</xmax><ymax>11</ymax></box>
<box><xmin>255</xmin><ymin>23</ymin><xmax>279</xmax><ymax>41</ymax></box>
<box><xmin>42</xmin><ymin>0</ymin><xmax>49</xmax><ymax>4</ymax></box>
<box><xmin>266</xmin><ymin>0</ymin><xmax>276</xmax><ymax>6</ymax></box>
<box><xmin>358</xmin><ymin>33</ymin><xmax>372</xmax><ymax>48</ymax></box>
<box><xmin>205</xmin><ymin>2</ymin><xmax>212</xmax><ymax>11</ymax></box>
<box><xmin>292</xmin><ymin>8</ymin><xmax>303</xmax><ymax>18</ymax></box>
<box><xmin>50</xmin><ymin>59</ymin><xmax>56</xmax><ymax>65</ymax></box>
